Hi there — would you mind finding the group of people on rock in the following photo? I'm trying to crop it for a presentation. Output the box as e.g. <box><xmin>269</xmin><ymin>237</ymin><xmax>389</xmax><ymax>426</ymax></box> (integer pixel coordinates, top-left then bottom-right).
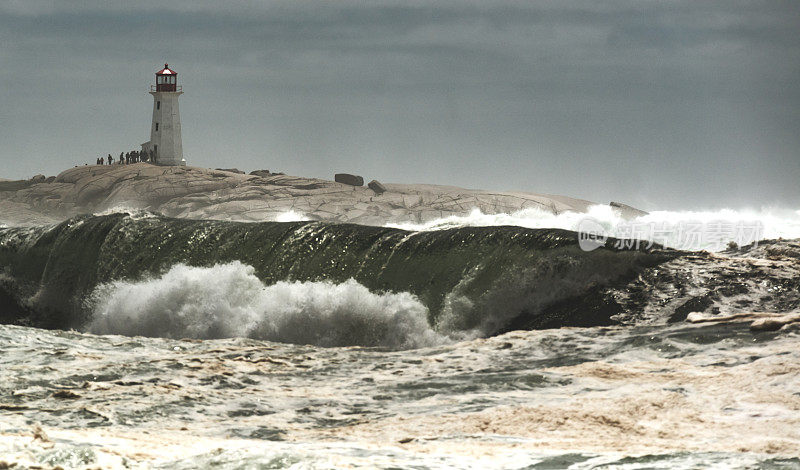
<box><xmin>96</xmin><ymin>149</ymin><xmax>156</xmax><ymax>166</ymax></box>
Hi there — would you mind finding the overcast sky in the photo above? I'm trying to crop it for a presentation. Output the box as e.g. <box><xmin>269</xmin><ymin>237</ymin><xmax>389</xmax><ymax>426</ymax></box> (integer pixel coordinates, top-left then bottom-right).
<box><xmin>1</xmin><ymin>0</ymin><xmax>798</xmax><ymax>210</ymax></box>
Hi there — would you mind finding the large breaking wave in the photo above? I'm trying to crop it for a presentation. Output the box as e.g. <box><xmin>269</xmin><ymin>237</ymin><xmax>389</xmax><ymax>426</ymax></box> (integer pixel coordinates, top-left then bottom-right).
<box><xmin>0</xmin><ymin>213</ymin><xmax>673</xmax><ymax>348</ymax></box>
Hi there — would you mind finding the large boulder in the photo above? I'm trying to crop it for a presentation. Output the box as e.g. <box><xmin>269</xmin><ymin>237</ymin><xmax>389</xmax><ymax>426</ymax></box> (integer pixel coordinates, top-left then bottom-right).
<box><xmin>249</xmin><ymin>170</ymin><xmax>272</xmax><ymax>177</ymax></box>
<box><xmin>368</xmin><ymin>180</ymin><xmax>387</xmax><ymax>194</ymax></box>
<box><xmin>30</xmin><ymin>174</ymin><xmax>46</xmax><ymax>183</ymax></box>
<box><xmin>216</xmin><ymin>168</ymin><xmax>244</xmax><ymax>174</ymax></box>
<box><xmin>335</xmin><ymin>173</ymin><xmax>364</xmax><ymax>187</ymax></box>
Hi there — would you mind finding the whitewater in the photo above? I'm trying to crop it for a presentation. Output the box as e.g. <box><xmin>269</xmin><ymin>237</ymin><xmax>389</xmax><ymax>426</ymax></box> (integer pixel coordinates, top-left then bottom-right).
<box><xmin>1</xmin><ymin>207</ymin><xmax>799</xmax><ymax>468</ymax></box>
<box><xmin>389</xmin><ymin>205</ymin><xmax>800</xmax><ymax>252</ymax></box>
<box><xmin>87</xmin><ymin>262</ymin><xmax>445</xmax><ymax>349</ymax></box>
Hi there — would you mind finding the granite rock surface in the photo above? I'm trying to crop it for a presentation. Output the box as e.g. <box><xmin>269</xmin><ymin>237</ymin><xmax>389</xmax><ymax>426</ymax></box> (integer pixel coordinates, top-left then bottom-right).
<box><xmin>0</xmin><ymin>164</ymin><xmax>604</xmax><ymax>226</ymax></box>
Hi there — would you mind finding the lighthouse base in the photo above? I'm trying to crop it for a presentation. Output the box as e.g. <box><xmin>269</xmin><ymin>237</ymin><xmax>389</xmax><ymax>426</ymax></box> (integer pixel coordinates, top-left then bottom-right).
<box><xmin>140</xmin><ymin>141</ymin><xmax>187</xmax><ymax>166</ymax></box>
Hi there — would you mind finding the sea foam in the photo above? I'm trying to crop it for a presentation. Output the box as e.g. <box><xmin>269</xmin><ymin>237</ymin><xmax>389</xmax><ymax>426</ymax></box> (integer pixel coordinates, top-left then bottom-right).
<box><xmin>88</xmin><ymin>261</ymin><xmax>444</xmax><ymax>349</ymax></box>
<box><xmin>273</xmin><ymin>210</ymin><xmax>310</xmax><ymax>222</ymax></box>
<box><xmin>388</xmin><ymin>206</ymin><xmax>800</xmax><ymax>251</ymax></box>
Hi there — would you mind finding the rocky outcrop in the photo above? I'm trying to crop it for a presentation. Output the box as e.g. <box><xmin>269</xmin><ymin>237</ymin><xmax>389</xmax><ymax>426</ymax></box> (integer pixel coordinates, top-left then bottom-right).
<box><xmin>0</xmin><ymin>173</ymin><xmax>55</xmax><ymax>192</ymax></box>
<box><xmin>335</xmin><ymin>173</ymin><xmax>364</xmax><ymax>187</ymax></box>
<box><xmin>610</xmin><ymin>202</ymin><xmax>648</xmax><ymax>218</ymax></box>
<box><xmin>0</xmin><ymin>163</ymin><xmax>602</xmax><ymax>226</ymax></box>
<box><xmin>0</xmin><ymin>180</ymin><xmax>33</xmax><ymax>192</ymax></box>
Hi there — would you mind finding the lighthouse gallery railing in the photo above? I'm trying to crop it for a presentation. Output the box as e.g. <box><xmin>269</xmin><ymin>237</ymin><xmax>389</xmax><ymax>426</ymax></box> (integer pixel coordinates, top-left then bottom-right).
<box><xmin>150</xmin><ymin>85</ymin><xmax>183</xmax><ymax>92</ymax></box>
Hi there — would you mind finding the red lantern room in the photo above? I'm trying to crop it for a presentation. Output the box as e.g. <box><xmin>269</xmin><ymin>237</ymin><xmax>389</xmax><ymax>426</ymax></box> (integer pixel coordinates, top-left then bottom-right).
<box><xmin>155</xmin><ymin>63</ymin><xmax>179</xmax><ymax>92</ymax></box>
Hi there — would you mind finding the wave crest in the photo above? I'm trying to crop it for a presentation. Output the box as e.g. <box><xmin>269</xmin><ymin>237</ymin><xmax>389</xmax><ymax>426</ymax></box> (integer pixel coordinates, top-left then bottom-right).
<box><xmin>388</xmin><ymin>206</ymin><xmax>800</xmax><ymax>251</ymax></box>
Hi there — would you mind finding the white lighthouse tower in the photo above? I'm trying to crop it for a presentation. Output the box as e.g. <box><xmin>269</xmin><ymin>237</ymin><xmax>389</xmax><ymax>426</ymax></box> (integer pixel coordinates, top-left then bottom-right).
<box><xmin>141</xmin><ymin>63</ymin><xmax>185</xmax><ymax>165</ymax></box>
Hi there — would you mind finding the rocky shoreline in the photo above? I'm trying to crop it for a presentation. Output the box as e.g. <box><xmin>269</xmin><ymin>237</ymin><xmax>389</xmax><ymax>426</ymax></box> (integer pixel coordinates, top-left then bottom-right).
<box><xmin>0</xmin><ymin>164</ymin><xmax>634</xmax><ymax>227</ymax></box>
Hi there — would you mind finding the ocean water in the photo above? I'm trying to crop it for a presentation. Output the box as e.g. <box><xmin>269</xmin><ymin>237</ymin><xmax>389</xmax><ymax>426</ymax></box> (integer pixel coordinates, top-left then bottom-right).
<box><xmin>1</xmin><ymin>211</ymin><xmax>799</xmax><ymax>468</ymax></box>
<box><xmin>1</xmin><ymin>321</ymin><xmax>798</xmax><ymax>468</ymax></box>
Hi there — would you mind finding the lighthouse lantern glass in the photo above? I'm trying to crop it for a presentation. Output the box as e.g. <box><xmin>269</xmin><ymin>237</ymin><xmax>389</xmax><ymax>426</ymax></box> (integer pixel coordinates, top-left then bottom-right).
<box><xmin>155</xmin><ymin>67</ymin><xmax>178</xmax><ymax>91</ymax></box>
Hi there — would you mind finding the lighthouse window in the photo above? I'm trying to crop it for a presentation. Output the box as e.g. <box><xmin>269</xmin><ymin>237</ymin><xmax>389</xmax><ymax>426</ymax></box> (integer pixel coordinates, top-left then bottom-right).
<box><xmin>157</xmin><ymin>101</ymin><xmax>160</xmax><ymax>110</ymax></box>
<box><xmin>155</xmin><ymin>123</ymin><xmax>159</xmax><ymax>131</ymax></box>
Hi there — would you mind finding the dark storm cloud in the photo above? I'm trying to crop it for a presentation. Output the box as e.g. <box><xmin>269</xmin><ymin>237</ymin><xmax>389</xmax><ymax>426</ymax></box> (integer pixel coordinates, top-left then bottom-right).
<box><xmin>1</xmin><ymin>0</ymin><xmax>799</xmax><ymax>209</ymax></box>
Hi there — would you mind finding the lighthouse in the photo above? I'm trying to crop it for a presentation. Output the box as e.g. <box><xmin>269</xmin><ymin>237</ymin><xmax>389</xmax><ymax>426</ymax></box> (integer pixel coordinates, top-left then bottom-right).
<box><xmin>141</xmin><ymin>63</ymin><xmax>185</xmax><ymax>165</ymax></box>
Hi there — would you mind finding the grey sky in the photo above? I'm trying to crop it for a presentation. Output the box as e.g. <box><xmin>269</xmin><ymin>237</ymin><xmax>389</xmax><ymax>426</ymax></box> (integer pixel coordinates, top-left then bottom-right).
<box><xmin>1</xmin><ymin>0</ymin><xmax>798</xmax><ymax>210</ymax></box>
